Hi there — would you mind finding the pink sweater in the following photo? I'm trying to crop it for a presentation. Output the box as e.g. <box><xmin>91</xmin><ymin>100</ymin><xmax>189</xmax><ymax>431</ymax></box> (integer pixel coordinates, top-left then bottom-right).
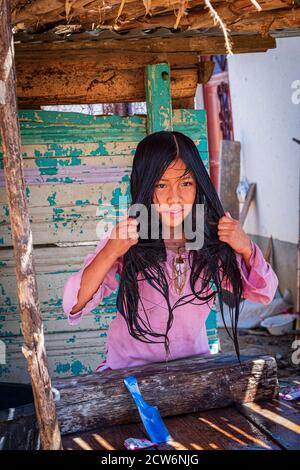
<box><xmin>62</xmin><ymin>231</ymin><xmax>278</xmax><ymax>370</ymax></box>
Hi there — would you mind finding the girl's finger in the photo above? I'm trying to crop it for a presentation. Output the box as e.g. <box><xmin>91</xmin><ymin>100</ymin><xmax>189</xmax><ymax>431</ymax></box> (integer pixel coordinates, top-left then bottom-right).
<box><xmin>218</xmin><ymin>237</ymin><xmax>230</xmax><ymax>243</ymax></box>
<box><xmin>218</xmin><ymin>220</ymin><xmax>235</xmax><ymax>227</ymax></box>
<box><xmin>218</xmin><ymin>229</ymin><xmax>233</xmax><ymax>235</ymax></box>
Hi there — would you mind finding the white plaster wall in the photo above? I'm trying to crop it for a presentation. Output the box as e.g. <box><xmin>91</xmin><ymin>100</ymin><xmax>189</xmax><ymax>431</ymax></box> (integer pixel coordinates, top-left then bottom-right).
<box><xmin>228</xmin><ymin>37</ymin><xmax>300</xmax><ymax>244</ymax></box>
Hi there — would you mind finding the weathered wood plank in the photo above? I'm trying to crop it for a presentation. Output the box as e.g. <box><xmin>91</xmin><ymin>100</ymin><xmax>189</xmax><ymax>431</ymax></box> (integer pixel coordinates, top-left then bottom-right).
<box><xmin>14</xmin><ymin>34</ymin><xmax>277</xmax><ymax>55</ymax></box>
<box><xmin>236</xmin><ymin>398</ymin><xmax>300</xmax><ymax>450</ymax></box>
<box><xmin>16</xmin><ymin>49</ymin><xmax>200</xmax><ymax>69</ymax></box>
<box><xmin>53</xmin><ymin>351</ymin><xmax>279</xmax><ymax>435</ymax></box>
<box><xmin>146</xmin><ymin>63</ymin><xmax>173</xmax><ymax>133</ymax></box>
<box><xmin>62</xmin><ymin>422</ymin><xmax>147</xmax><ymax>451</ymax></box>
<box><xmin>219</xmin><ymin>140</ymin><xmax>241</xmax><ymax>220</ymax></box>
<box><xmin>158</xmin><ymin>407</ymin><xmax>281</xmax><ymax>450</ymax></box>
<box><xmin>61</xmin><ymin>405</ymin><xmax>281</xmax><ymax>450</ymax></box>
<box><xmin>0</xmin><ymin>108</ymin><xmax>208</xmax><ymax>247</ymax></box>
<box><xmin>0</xmin><ymin>109</ymin><xmax>207</xmax><ymax>147</ymax></box>
<box><xmin>0</xmin><ymin>243</ymin><xmax>118</xmax><ymax>381</ymax></box>
<box><xmin>16</xmin><ymin>65</ymin><xmax>198</xmax><ymax>107</ymax></box>
<box><xmin>0</xmin><ymin>106</ymin><xmax>210</xmax><ymax>382</ymax></box>
<box><xmin>0</xmin><ymin>0</ymin><xmax>62</xmax><ymax>449</ymax></box>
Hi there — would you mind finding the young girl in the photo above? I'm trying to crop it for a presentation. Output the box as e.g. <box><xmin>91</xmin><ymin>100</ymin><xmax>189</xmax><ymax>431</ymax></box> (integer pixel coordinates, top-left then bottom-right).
<box><xmin>62</xmin><ymin>131</ymin><xmax>278</xmax><ymax>372</ymax></box>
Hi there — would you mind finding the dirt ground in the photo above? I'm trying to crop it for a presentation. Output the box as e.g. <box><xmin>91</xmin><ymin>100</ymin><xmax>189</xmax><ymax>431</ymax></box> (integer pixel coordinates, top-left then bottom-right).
<box><xmin>219</xmin><ymin>328</ymin><xmax>300</xmax><ymax>381</ymax></box>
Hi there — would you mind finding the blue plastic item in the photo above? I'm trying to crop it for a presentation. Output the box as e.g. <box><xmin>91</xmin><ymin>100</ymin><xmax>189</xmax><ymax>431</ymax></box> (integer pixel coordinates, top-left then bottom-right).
<box><xmin>123</xmin><ymin>375</ymin><xmax>172</xmax><ymax>444</ymax></box>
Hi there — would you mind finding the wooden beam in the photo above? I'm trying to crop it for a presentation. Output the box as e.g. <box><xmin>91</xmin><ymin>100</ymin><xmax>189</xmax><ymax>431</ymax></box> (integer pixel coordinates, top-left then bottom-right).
<box><xmin>53</xmin><ymin>350</ymin><xmax>279</xmax><ymax>435</ymax></box>
<box><xmin>16</xmin><ymin>62</ymin><xmax>198</xmax><ymax>107</ymax></box>
<box><xmin>14</xmin><ymin>34</ymin><xmax>277</xmax><ymax>55</ymax></box>
<box><xmin>0</xmin><ymin>0</ymin><xmax>62</xmax><ymax>450</ymax></box>
<box><xmin>13</xmin><ymin>34</ymin><xmax>275</xmax><ymax>108</ymax></box>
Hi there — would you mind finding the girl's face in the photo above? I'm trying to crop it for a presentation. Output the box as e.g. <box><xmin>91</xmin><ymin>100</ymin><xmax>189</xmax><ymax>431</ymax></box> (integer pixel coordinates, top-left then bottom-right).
<box><xmin>152</xmin><ymin>158</ymin><xmax>197</xmax><ymax>229</ymax></box>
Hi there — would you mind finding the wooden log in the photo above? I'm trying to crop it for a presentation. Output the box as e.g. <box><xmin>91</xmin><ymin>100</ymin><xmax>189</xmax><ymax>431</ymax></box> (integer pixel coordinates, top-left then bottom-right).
<box><xmin>16</xmin><ymin>63</ymin><xmax>197</xmax><ymax>107</ymax></box>
<box><xmin>0</xmin><ymin>0</ymin><xmax>62</xmax><ymax>450</ymax></box>
<box><xmin>53</xmin><ymin>350</ymin><xmax>279</xmax><ymax>435</ymax></box>
<box><xmin>14</xmin><ymin>34</ymin><xmax>276</xmax><ymax>55</ymax></box>
<box><xmin>173</xmin><ymin>97</ymin><xmax>195</xmax><ymax>109</ymax></box>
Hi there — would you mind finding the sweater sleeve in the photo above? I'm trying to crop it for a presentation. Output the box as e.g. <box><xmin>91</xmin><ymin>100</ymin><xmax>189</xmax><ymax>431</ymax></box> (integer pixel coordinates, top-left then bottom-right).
<box><xmin>221</xmin><ymin>239</ymin><xmax>279</xmax><ymax>305</ymax></box>
<box><xmin>62</xmin><ymin>230</ymin><xmax>121</xmax><ymax>326</ymax></box>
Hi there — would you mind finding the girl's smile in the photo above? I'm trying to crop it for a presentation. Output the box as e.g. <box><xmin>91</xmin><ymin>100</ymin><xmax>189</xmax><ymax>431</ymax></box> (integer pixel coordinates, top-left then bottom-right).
<box><xmin>152</xmin><ymin>158</ymin><xmax>196</xmax><ymax>229</ymax></box>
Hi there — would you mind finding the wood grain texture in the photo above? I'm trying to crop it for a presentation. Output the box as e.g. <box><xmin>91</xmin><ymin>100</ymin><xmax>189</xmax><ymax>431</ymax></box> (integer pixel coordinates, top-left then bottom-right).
<box><xmin>53</xmin><ymin>351</ymin><xmax>279</xmax><ymax>435</ymax></box>
<box><xmin>236</xmin><ymin>398</ymin><xmax>300</xmax><ymax>450</ymax></box>
<box><xmin>14</xmin><ymin>34</ymin><xmax>276</xmax><ymax>55</ymax></box>
<box><xmin>62</xmin><ymin>405</ymin><xmax>282</xmax><ymax>450</ymax></box>
<box><xmin>0</xmin><ymin>0</ymin><xmax>62</xmax><ymax>450</ymax></box>
<box><xmin>145</xmin><ymin>63</ymin><xmax>173</xmax><ymax>133</ymax></box>
<box><xmin>16</xmin><ymin>64</ymin><xmax>198</xmax><ymax>107</ymax></box>
<box><xmin>11</xmin><ymin>0</ymin><xmax>299</xmax><ymax>35</ymax></box>
<box><xmin>219</xmin><ymin>140</ymin><xmax>241</xmax><ymax>220</ymax></box>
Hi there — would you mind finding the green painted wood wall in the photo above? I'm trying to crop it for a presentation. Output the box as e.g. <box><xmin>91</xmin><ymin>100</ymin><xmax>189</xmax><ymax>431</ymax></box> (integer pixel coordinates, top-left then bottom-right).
<box><xmin>0</xmin><ymin>63</ymin><xmax>218</xmax><ymax>382</ymax></box>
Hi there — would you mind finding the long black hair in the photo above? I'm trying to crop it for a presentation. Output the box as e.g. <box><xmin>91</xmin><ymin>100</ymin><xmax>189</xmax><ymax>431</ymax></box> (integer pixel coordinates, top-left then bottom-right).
<box><xmin>116</xmin><ymin>130</ymin><xmax>243</xmax><ymax>362</ymax></box>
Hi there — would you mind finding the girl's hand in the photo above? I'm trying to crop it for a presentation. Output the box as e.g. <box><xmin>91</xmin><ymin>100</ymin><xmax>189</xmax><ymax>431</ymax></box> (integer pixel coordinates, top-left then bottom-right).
<box><xmin>106</xmin><ymin>215</ymin><xmax>139</xmax><ymax>258</ymax></box>
<box><xmin>217</xmin><ymin>212</ymin><xmax>252</xmax><ymax>259</ymax></box>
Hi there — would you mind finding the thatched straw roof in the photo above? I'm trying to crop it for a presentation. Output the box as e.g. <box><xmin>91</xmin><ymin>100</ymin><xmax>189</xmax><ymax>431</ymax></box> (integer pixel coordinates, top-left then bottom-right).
<box><xmin>12</xmin><ymin>0</ymin><xmax>300</xmax><ymax>37</ymax></box>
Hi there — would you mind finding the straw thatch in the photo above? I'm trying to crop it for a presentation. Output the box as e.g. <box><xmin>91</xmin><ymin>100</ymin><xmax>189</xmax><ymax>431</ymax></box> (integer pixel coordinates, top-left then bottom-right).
<box><xmin>12</xmin><ymin>0</ymin><xmax>300</xmax><ymax>36</ymax></box>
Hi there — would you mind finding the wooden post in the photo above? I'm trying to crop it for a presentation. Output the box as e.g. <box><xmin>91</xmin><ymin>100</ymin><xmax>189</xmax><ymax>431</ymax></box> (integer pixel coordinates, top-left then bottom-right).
<box><xmin>239</xmin><ymin>183</ymin><xmax>257</xmax><ymax>227</ymax></box>
<box><xmin>145</xmin><ymin>63</ymin><xmax>173</xmax><ymax>133</ymax></box>
<box><xmin>0</xmin><ymin>0</ymin><xmax>62</xmax><ymax>450</ymax></box>
<box><xmin>218</xmin><ymin>140</ymin><xmax>241</xmax><ymax>220</ymax></box>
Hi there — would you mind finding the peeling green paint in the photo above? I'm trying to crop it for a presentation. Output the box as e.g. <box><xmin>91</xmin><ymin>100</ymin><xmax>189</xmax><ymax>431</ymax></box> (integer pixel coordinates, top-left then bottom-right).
<box><xmin>110</xmin><ymin>187</ymin><xmax>122</xmax><ymax>206</ymax></box>
<box><xmin>90</xmin><ymin>143</ymin><xmax>109</xmax><ymax>156</ymax></box>
<box><xmin>0</xmin><ymin>99</ymin><xmax>212</xmax><ymax>382</ymax></box>
<box><xmin>55</xmin><ymin>362</ymin><xmax>70</xmax><ymax>374</ymax></box>
<box><xmin>67</xmin><ymin>335</ymin><xmax>76</xmax><ymax>344</ymax></box>
<box><xmin>53</xmin><ymin>207</ymin><xmax>64</xmax><ymax>222</ymax></box>
<box><xmin>47</xmin><ymin>191</ymin><xmax>57</xmax><ymax>206</ymax></box>
<box><xmin>75</xmin><ymin>199</ymin><xmax>89</xmax><ymax>205</ymax></box>
<box><xmin>71</xmin><ymin>360</ymin><xmax>85</xmax><ymax>375</ymax></box>
<box><xmin>0</xmin><ymin>284</ymin><xmax>12</xmax><ymax>306</ymax></box>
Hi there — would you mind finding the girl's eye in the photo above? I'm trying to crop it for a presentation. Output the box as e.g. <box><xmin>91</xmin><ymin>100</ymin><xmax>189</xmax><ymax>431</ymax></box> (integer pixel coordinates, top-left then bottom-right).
<box><xmin>182</xmin><ymin>181</ymin><xmax>193</xmax><ymax>186</ymax></box>
<box><xmin>155</xmin><ymin>183</ymin><xmax>166</xmax><ymax>189</ymax></box>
